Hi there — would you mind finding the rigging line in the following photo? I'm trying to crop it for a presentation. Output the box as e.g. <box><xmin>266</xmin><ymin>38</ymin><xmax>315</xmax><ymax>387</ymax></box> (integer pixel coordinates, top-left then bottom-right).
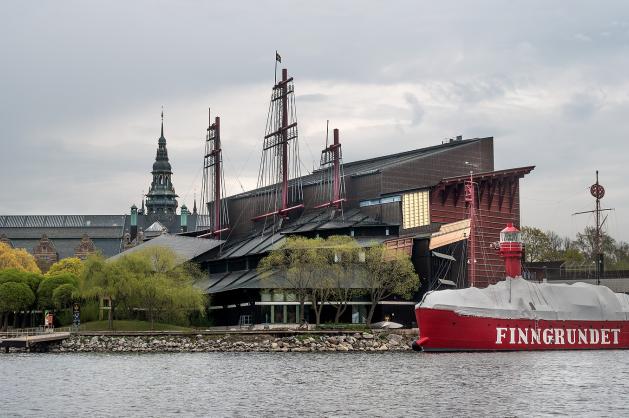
<box><xmin>181</xmin><ymin>166</ymin><xmax>203</xmax><ymax>205</ymax></box>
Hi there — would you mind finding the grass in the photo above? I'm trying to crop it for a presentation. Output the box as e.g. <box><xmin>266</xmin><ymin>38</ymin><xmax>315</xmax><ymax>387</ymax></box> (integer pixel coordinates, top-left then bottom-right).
<box><xmin>78</xmin><ymin>320</ymin><xmax>193</xmax><ymax>332</ymax></box>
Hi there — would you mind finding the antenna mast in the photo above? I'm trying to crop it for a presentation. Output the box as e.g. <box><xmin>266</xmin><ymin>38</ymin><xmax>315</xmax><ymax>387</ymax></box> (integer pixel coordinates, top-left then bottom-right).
<box><xmin>573</xmin><ymin>170</ymin><xmax>613</xmax><ymax>285</ymax></box>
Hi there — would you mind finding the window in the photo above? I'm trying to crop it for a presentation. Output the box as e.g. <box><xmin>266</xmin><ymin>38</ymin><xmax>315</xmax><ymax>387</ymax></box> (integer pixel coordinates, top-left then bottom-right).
<box><xmin>359</xmin><ymin>195</ymin><xmax>401</xmax><ymax>207</ymax></box>
<box><xmin>402</xmin><ymin>190</ymin><xmax>430</xmax><ymax>229</ymax></box>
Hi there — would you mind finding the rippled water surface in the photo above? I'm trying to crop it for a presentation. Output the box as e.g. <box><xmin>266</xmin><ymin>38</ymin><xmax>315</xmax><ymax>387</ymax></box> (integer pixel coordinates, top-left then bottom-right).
<box><xmin>2</xmin><ymin>351</ymin><xmax>629</xmax><ymax>417</ymax></box>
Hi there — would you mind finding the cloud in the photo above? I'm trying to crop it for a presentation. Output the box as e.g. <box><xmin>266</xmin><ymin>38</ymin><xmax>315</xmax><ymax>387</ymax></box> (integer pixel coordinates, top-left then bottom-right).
<box><xmin>1</xmin><ymin>1</ymin><xmax>629</xmax><ymax>241</ymax></box>
<box><xmin>403</xmin><ymin>93</ymin><xmax>424</xmax><ymax>126</ymax></box>
<box><xmin>562</xmin><ymin>92</ymin><xmax>605</xmax><ymax>120</ymax></box>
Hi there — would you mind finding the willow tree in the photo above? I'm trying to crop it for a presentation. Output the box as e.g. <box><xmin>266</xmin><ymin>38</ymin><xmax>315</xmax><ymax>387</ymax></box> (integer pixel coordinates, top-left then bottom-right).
<box><xmin>81</xmin><ymin>254</ymin><xmax>138</xmax><ymax>330</ymax></box>
<box><xmin>116</xmin><ymin>246</ymin><xmax>205</xmax><ymax>329</ymax></box>
<box><xmin>258</xmin><ymin>236</ymin><xmax>329</xmax><ymax>325</ymax></box>
<box><xmin>363</xmin><ymin>244</ymin><xmax>420</xmax><ymax>326</ymax></box>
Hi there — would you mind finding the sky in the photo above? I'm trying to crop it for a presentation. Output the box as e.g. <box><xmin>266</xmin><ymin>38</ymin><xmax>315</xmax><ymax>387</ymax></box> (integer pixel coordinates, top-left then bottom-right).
<box><xmin>1</xmin><ymin>1</ymin><xmax>628</xmax><ymax>241</ymax></box>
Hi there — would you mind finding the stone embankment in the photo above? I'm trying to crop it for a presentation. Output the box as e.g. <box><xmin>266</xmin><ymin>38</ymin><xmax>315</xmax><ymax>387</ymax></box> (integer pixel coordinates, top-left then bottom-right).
<box><xmin>51</xmin><ymin>332</ymin><xmax>413</xmax><ymax>353</ymax></box>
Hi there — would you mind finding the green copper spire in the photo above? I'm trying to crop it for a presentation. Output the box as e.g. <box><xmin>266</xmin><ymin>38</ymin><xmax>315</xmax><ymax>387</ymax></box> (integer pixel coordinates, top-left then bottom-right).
<box><xmin>145</xmin><ymin>109</ymin><xmax>178</xmax><ymax>215</ymax></box>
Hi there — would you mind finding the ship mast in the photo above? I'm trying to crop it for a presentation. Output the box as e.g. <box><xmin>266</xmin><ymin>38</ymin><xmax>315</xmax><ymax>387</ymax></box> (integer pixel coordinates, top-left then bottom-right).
<box><xmin>252</xmin><ymin>59</ymin><xmax>304</xmax><ymax>223</ymax></box>
<box><xmin>465</xmin><ymin>170</ymin><xmax>477</xmax><ymax>287</ymax></box>
<box><xmin>314</xmin><ymin>124</ymin><xmax>346</xmax><ymax>209</ymax></box>
<box><xmin>573</xmin><ymin>170</ymin><xmax>612</xmax><ymax>285</ymax></box>
<box><xmin>199</xmin><ymin>108</ymin><xmax>229</xmax><ymax>238</ymax></box>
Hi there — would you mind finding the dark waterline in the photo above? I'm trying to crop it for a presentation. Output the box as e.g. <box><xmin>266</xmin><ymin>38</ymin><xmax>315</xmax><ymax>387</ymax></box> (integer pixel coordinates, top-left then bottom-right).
<box><xmin>2</xmin><ymin>351</ymin><xmax>628</xmax><ymax>417</ymax></box>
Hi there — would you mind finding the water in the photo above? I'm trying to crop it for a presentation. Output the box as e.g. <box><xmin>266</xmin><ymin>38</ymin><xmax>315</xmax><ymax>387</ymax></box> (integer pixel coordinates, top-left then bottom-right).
<box><xmin>1</xmin><ymin>351</ymin><xmax>628</xmax><ymax>417</ymax></box>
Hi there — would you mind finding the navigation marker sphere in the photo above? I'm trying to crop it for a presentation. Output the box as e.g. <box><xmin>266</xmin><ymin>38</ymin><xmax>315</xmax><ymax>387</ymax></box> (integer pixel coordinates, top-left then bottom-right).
<box><xmin>590</xmin><ymin>183</ymin><xmax>605</xmax><ymax>199</ymax></box>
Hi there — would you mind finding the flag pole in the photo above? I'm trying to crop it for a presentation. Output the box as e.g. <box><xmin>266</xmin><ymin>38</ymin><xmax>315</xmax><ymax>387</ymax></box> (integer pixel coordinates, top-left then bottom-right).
<box><xmin>274</xmin><ymin>50</ymin><xmax>278</xmax><ymax>84</ymax></box>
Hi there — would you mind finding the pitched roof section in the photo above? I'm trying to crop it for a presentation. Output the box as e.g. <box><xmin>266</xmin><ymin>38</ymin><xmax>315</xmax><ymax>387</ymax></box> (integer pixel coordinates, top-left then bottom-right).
<box><xmin>109</xmin><ymin>234</ymin><xmax>223</xmax><ymax>262</ymax></box>
<box><xmin>0</xmin><ymin>215</ymin><xmax>126</xmax><ymax>228</ymax></box>
<box><xmin>229</xmin><ymin>137</ymin><xmax>490</xmax><ymax>200</ymax></box>
<box><xmin>216</xmin><ymin>207</ymin><xmax>393</xmax><ymax>260</ymax></box>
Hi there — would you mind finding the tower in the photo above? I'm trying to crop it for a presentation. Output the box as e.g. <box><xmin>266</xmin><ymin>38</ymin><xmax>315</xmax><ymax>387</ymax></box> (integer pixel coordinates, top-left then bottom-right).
<box><xmin>145</xmin><ymin>110</ymin><xmax>178</xmax><ymax>215</ymax></box>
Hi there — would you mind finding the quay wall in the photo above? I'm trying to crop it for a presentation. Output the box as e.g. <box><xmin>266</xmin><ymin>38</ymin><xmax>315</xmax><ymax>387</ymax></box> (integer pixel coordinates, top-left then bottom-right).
<box><xmin>3</xmin><ymin>332</ymin><xmax>414</xmax><ymax>353</ymax></box>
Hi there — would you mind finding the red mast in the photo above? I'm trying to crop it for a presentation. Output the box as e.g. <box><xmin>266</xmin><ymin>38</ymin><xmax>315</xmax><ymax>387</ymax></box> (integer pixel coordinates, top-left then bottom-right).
<box><xmin>465</xmin><ymin>172</ymin><xmax>476</xmax><ymax>287</ymax></box>
<box><xmin>252</xmin><ymin>64</ymin><xmax>304</xmax><ymax>222</ymax></box>
<box><xmin>213</xmin><ymin>115</ymin><xmax>222</xmax><ymax>235</ymax></box>
<box><xmin>315</xmin><ymin>127</ymin><xmax>346</xmax><ymax>209</ymax></box>
<box><xmin>281</xmin><ymin>68</ymin><xmax>289</xmax><ymax>212</ymax></box>
<box><xmin>199</xmin><ymin>108</ymin><xmax>229</xmax><ymax>238</ymax></box>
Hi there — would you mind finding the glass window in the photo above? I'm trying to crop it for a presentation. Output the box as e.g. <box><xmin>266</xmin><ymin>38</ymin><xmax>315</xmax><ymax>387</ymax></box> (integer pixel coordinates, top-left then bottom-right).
<box><xmin>402</xmin><ymin>190</ymin><xmax>430</xmax><ymax>229</ymax></box>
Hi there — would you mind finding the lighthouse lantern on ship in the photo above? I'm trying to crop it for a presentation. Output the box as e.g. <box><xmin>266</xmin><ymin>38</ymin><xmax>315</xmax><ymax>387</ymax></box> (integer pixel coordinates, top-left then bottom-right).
<box><xmin>498</xmin><ymin>223</ymin><xmax>523</xmax><ymax>278</ymax></box>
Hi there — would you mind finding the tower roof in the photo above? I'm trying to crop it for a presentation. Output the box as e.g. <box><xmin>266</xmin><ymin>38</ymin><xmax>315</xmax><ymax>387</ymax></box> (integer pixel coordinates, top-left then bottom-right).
<box><xmin>146</xmin><ymin>109</ymin><xmax>178</xmax><ymax>214</ymax></box>
<box><xmin>153</xmin><ymin>109</ymin><xmax>172</xmax><ymax>172</ymax></box>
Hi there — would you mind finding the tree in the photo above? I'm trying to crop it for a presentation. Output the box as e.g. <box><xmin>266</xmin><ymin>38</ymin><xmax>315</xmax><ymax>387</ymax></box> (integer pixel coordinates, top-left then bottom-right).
<box><xmin>81</xmin><ymin>254</ymin><xmax>138</xmax><ymax>330</ymax></box>
<box><xmin>363</xmin><ymin>244</ymin><xmax>420</xmax><ymax>326</ymax></box>
<box><xmin>574</xmin><ymin>226</ymin><xmax>616</xmax><ymax>263</ymax></box>
<box><xmin>52</xmin><ymin>284</ymin><xmax>76</xmax><ymax>310</ymax></box>
<box><xmin>324</xmin><ymin>236</ymin><xmax>364</xmax><ymax>324</ymax></box>
<box><xmin>46</xmin><ymin>257</ymin><xmax>84</xmax><ymax>278</ymax></box>
<box><xmin>116</xmin><ymin>247</ymin><xmax>205</xmax><ymax>329</ymax></box>
<box><xmin>0</xmin><ymin>242</ymin><xmax>40</xmax><ymax>273</ymax></box>
<box><xmin>81</xmin><ymin>248</ymin><xmax>205</xmax><ymax>330</ymax></box>
<box><xmin>521</xmin><ymin>226</ymin><xmax>553</xmax><ymax>262</ymax></box>
<box><xmin>0</xmin><ymin>269</ymin><xmax>44</xmax><ymax>329</ymax></box>
<box><xmin>0</xmin><ymin>282</ymin><xmax>35</xmax><ymax>331</ymax></box>
<box><xmin>37</xmin><ymin>273</ymin><xmax>79</xmax><ymax>310</ymax></box>
<box><xmin>0</xmin><ymin>269</ymin><xmax>43</xmax><ymax>294</ymax></box>
<box><xmin>258</xmin><ymin>236</ymin><xmax>328</xmax><ymax>325</ymax></box>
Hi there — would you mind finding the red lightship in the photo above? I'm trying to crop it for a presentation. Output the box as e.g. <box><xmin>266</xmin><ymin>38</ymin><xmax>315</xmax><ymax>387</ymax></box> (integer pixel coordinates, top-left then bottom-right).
<box><xmin>414</xmin><ymin>223</ymin><xmax>629</xmax><ymax>351</ymax></box>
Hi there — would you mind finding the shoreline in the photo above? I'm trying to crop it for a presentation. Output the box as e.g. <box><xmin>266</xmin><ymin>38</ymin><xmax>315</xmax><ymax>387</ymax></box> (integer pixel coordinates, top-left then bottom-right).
<box><xmin>21</xmin><ymin>332</ymin><xmax>412</xmax><ymax>353</ymax></box>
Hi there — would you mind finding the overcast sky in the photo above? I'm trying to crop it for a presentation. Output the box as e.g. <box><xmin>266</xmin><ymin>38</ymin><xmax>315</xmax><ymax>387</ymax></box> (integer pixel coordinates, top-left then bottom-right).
<box><xmin>1</xmin><ymin>1</ymin><xmax>628</xmax><ymax>241</ymax></box>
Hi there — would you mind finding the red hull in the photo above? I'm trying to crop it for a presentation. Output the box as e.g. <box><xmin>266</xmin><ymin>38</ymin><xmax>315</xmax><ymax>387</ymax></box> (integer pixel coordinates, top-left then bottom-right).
<box><xmin>416</xmin><ymin>307</ymin><xmax>629</xmax><ymax>351</ymax></box>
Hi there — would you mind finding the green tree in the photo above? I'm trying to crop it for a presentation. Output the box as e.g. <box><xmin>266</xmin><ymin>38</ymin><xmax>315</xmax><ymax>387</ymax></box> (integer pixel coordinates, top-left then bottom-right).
<box><xmin>521</xmin><ymin>226</ymin><xmax>553</xmax><ymax>262</ymax></box>
<box><xmin>46</xmin><ymin>257</ymin><xmax>84</xmax><ymax>278</ymax></box>
<box><xmin>0</xmin><ymin>282</ymin><xmax>36</xmax><ymax>331</ymax></box>
<box><xmin>258</xmin><ymin>236</ymin><xmax>328</xmax><ymax>325</ymax></box>
<box><xmin>81</xmin><ymin>254</ymin><xmax>138</xmax><ymax>330</ymax></box>
<box><xmin>0</xmin><ymin>269</ymin><xmax>44</xmax><ymax>328</ymax></box>
<box><xmin>324</xmin><ymin>236</ymin><xmax>364</xmax><ymax>324</ymax></box>
<box><xmin>37</xmin><ymin>273</ymin><xmax>79</xmax><ymax>310</ymax></box>
<box><xmin>574</xmin><ymin>226</ymin><xmax>616</xmax><ymax>262</ymax></box>
<box><xmin>0</xmin><ymin>269</ymin><xmax>43</xmax><ymax>294</ymax></box>
<box><xmin>117</xmin><ymin>247</ymin><xmax>205</xmax><ymax>329</ymax></box>
<box><xmin>363</xmin><ymin>245</ymin><xmax>420</xmax><ymax>326</ymax></box>
<box><xmin>52</xmin><ymin>283</ymin><xmax>76</xmax><ymax>310</ymax></box>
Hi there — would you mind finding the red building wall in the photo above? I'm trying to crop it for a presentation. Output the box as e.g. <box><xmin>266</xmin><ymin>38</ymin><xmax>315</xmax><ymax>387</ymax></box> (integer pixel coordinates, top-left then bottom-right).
<box><xmin>429</xmin><ymin>171</ymin><xmax>529</xmax><ymax>288</ymax></box>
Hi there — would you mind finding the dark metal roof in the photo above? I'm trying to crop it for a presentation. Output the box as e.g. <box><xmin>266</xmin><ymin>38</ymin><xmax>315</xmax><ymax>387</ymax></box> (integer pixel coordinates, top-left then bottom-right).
<box><xmin>108</xmin><ymin>234</ymin><xmax>223</xmax><ymax>262</ymax></box>
<box><xmin>229</xmin><ymin>137</ymin><xmax>489</xmax><ymax>200</ymax></box>
<box><xmin>0</xmin><ymin>215</ymin><xmax>126</xmax><ymax>228</ymax></box>
<box><xmin>0</xmin><ymin>227</ymin><xmax>124</xmax><ymax>240</ymax></box>
<box><xmin>201</xmin><ymin>266</ymin><xmax>370</xmax><ymax>294</ymax></box>
<box><xmin>216</xmin><ymin>208</ymin><xmax>392</xmax><ymax>260</ymax></box>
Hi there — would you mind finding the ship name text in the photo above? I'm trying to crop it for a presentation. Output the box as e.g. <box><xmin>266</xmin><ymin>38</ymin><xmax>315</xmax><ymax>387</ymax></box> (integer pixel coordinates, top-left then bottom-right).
<box><xmin>495</xmin><ymin>327</ymin><xmax>621</xmax><ymax>345</ymax></box>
